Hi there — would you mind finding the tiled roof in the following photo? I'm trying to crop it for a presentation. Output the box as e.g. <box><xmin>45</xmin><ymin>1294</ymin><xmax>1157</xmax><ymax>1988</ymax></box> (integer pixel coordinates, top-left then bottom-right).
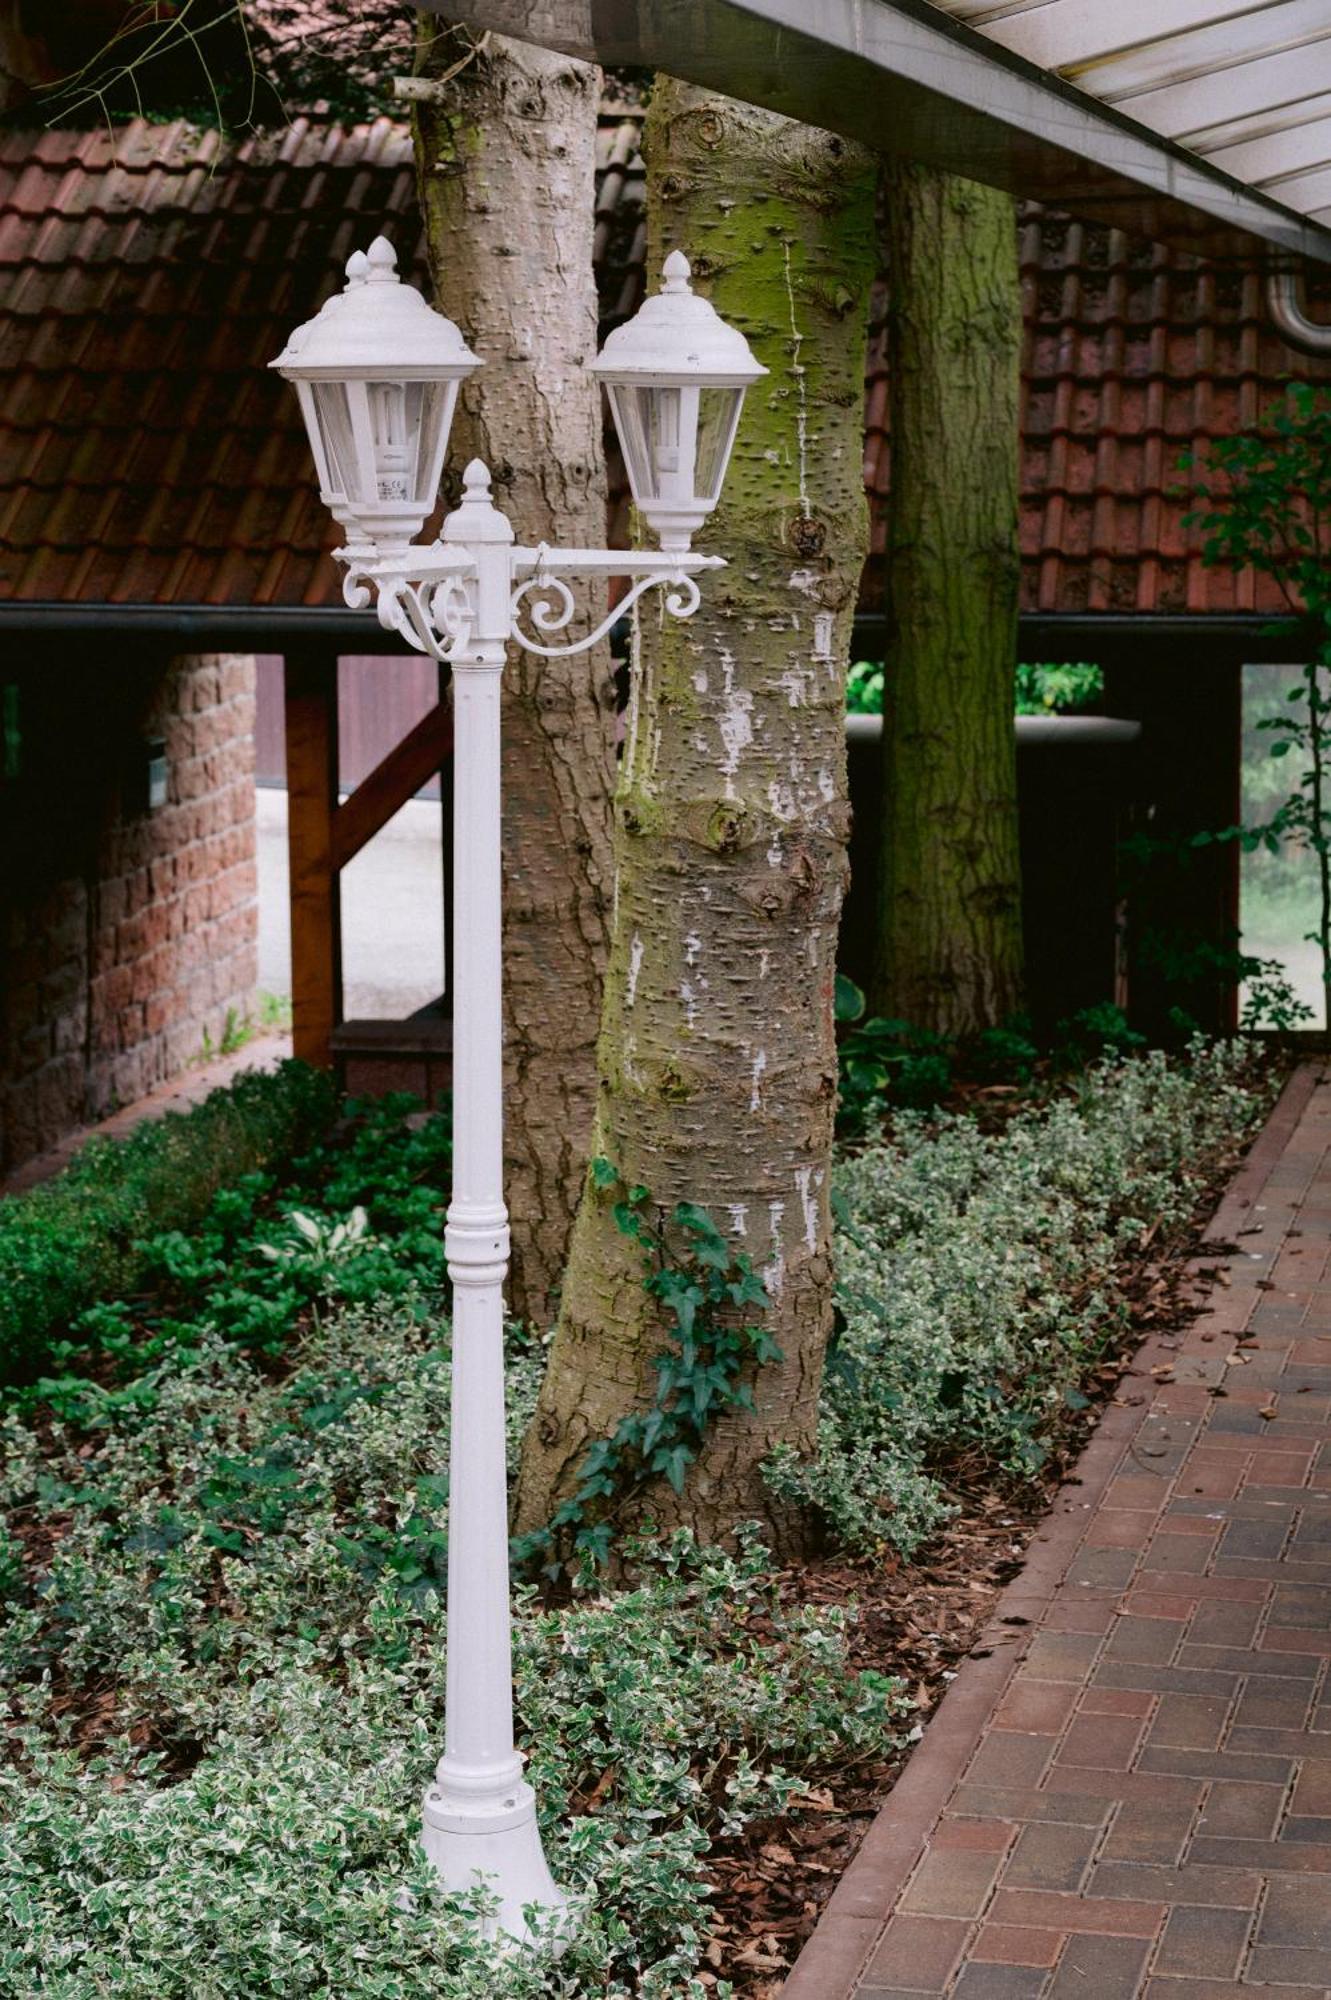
<box><xmin>1</xmin><ymin>113</ymin><xmax>1329</xmax><ymax>616</ymax></box>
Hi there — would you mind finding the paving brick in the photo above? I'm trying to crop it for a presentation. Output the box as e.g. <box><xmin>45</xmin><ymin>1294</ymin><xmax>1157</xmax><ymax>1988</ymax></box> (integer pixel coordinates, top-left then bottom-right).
<box><xmin>1145</xmin><ymin>1531</ymin><xmax>1218</xmax><ymax>1575</ymax></box>
<box><xmin>1002</xmin><ymin>1822</ymin><xmax>1099</xmax><ymax>1892</ymax></box>
<box><xmin>1290</xmin><ymin>1762</ymin><xmax>1331</xmax><ymax>1815</ymax></box>
<box><xmin>1080</xmin><ymin>1687</ymin><xmax>1155</xmax><ymax>1717</ymax></box>
<box><xmin>1245</xmin><ymin>1945</ymin><xmax>1331</xmax><ymax>1982</ymax></box>
<box><xmin>1231</xmin><ymin>1680</ymin><xmax>1313</xmax><ymax>1729</ymax></box>
<box><xmin>1218</xmin><ymin>1516</ymin><xmax>1291</xmax><ymax>1560</ymax></box>
<box><xmin>970</xmin><ymin>1924</ymin><xmax>1063</xmax><ymax>1966</ymax></box>
<box><xmin>1045</xmin><ymin>1932</ymin><xmax>1152</xmax><ymax>1998</ymax></box>
<box><xmin>1066</xmin><ymin>1548</ymin><xmax>1142</xmax><ymax>1589</ymax></box>
<box><xmin>950</xmin><ymin>1969</ymin><xmax>1048</xmax><ymax>2000</ymax></box>
<box><xmin>1056</xmin><ymin>1712</ymin><xmax>1146</xmax><ymax>1771</ymax></box>
<box><xmin>1018</xmin><ymin>1629</ymin><xmax>1104</xmax><ymax>1682</ymax></box>
<box><xmin>1195</xmin><ymin>1779</ymin><xmax>1287</xmax><ymax>1838</ymax></box>
<box><xmin>1255</xmin><ymin>1873</ymin><xmax>1331</xmax><ymax>1948</ymax></box>
<box><xmin>1136</xmin><ymin>1745</ymin><xmax>1295</xmax><ymax>1784</ymax></box>
<box><xmin>992</xmin><ymin>1680</ymin><xmax>1079</xmax><ymax>1735</ymax></box>
<box><xmin>1104</xmin><ymin>1617</ymin><xmax>1184</xmax><ymax>1666</ymax></box>
<box><xmin>1190</xmin><ymin>1834</ymin><xmax>1331</xmax><ymax>1871</ymax></box>
<box><xmin>1152</xmin><ymin>1903</ymin><xmax>1251</xmax><ymax>1978</ymax></box>
<box><xmin>1146</xmin><ymin>1693</ymin><xmax>1232</xmax><ymax>1751</ymax></box>
<box><xmin>933</xmin><ymin>1819</ymin><xmax>1014</xmax><ymax>1853</ymax></box>
<box><xmin>1098</xmin><ymin>1801</ymin><xmax>1198</xmax><ymax>1865</ymax></box>
<box><xmin>861</xmin><ymin>1915</ymin><xmax>970</xmax><ymax>1990</ymax></box>
<box><xmin>900</xmin><ymin>1848</ymin><xmax>1004</xmax><ymax>1919</ymax></box>
<box><xmin>964</xmin><ymin>1732</ymin><xmax>1057</xmax><ymax>1789</ymax></box>
<box><xmin>1183</xmin><ymin>1600</ymin><xmax>1262</xmax><ymax>1649</ymax></box>
<box><xmin>1086</xmin><ymin>1863</ymin><xmax>1260</xmax><ymax>1908</ymax></box>
<box><xmin>986</xmin><ymin>1889</ymin><xmax>1165</xmax><ymax>1936</ymax></box>
<box><xmin>948</xmin><ymin>1787</ymin><xmax>1110</xmax><ymax>1828</ymax></box>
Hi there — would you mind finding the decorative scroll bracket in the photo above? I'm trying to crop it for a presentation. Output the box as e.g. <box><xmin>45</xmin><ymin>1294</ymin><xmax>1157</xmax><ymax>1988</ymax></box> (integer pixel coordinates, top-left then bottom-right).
<box><xmin>338</xmin><ymin>541</ymin><xmax>724</xmax><ymax>666</ymax></box>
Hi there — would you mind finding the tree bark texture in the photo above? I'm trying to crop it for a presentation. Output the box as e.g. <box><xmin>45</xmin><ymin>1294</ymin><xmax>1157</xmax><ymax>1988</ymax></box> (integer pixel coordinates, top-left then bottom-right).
<box><xmin>413</xmin><ymin>19</ymin><xmax>616</xmax><ymax>1330</ymax></box>
<box><xmin>871</xmin><ymin>163</ymin><xmax>1025</xmax><ymax>1038</ymax></box>
<box><xmin>514</xmin><ymin>79</ymin><xmax>876</xmax><ymax>1549</ymax></box>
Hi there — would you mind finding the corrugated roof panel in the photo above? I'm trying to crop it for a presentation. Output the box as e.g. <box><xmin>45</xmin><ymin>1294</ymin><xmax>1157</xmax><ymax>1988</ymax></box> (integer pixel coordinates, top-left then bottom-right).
<box><xmin>929</xmin><ymin>0</ymin><xmax>1331</xmax><ymax>228</ymax></box>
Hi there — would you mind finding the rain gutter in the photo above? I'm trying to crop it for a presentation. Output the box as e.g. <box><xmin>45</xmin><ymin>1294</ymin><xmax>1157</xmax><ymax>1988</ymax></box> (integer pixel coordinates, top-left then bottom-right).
<box><xmin>0</xmin><ymin>603</ymin><xmax>1308</xmax><ymax>660</ymax></box>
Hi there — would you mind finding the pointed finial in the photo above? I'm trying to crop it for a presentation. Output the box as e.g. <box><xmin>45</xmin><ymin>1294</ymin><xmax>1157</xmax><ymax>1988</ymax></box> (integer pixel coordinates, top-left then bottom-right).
<box><xmin>365</xmin><ymin>236</ymin><xmax>399</xmax><ymax>282</ymax></box>
<box><xmin>345</xmin><ymin>249</ymin><xmax>369</xmax><ymax>287</ymax></box>
<box><xmin>662</xmin><ymin>250</ymin><xmax>692</xmax><ymax>293</ymax></box>
<box><xmin>462</xmin><ymin>459</ymin><xmax>491</xmax><ymax>495</ymax></box>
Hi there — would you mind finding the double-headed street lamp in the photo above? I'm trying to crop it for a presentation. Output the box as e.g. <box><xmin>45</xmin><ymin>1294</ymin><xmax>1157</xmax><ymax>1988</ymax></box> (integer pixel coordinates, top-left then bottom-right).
<box><xmin>272</xmin><ymin>237</ymin><xmax>763</xmax><ymax>1941</ymax></box>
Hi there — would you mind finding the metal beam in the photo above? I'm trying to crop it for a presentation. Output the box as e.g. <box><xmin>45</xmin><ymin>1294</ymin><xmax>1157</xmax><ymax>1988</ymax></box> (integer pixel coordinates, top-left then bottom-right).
<box><xmin>420</xmin><ymin>0</ymin><xmax>1331</xmax><ymax>265</ymax></box>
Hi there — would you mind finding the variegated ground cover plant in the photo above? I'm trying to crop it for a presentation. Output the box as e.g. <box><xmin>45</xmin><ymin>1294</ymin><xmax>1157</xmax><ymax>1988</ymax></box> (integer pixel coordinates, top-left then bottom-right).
<box><xmin>0</xmin><ymin>1040</ymin><xmax>1277</xmax><ymax>1995</ymax></box>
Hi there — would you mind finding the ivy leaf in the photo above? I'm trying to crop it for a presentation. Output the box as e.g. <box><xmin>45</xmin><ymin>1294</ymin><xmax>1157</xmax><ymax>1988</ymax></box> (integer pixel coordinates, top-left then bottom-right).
<box><xmin>654</xmin><ymin>1444</ymin><xmax>693</xmax><ymax>1495</ymax></box>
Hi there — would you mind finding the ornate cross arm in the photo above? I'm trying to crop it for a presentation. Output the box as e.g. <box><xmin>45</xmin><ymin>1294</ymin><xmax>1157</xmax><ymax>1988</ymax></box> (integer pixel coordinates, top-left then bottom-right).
<box><xmin>337</xmin><ymin>538</ymin><xmax>725</xmax><ymax>665</ymax></box>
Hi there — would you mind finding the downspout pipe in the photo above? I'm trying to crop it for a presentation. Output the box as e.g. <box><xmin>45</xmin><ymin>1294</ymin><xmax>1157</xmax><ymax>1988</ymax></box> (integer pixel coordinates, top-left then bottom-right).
<box><xmin>1267</xmin><ymin>265</ymin><xmax>1331</xmax><ymax>357</ymax></box>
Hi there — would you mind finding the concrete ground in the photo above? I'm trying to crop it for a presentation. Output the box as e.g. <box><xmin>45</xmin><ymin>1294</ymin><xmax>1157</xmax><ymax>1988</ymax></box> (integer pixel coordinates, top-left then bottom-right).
<box><xmin>256</xmin><ymin>785</ymin><xmax>445</xmax><ymax>1020</ymax></box>
<box><xmin>787</xmin><ymin>1063</ymin><xmax>1331</xmax><ymax>2000</ymax></box>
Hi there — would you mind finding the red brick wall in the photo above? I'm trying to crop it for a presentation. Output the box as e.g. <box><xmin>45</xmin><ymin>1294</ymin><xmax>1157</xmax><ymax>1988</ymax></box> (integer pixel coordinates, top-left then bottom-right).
<box><xmin>0</xmin><ymin>652</ymin><xmax>258</xmax><ymax>1173</ymax></box>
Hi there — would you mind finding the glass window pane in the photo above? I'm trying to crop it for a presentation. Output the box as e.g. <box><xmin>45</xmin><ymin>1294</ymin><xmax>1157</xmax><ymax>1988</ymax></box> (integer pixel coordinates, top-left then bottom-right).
<box><xmin>695</xmin><ymin>386</ymin><xmax>744</xmax><ymax>501</ymax></box>
<box><xmin>411</xmin><ymin>379</ymin><xmax>453</xmax><ymax>505</ymax></box>
<box><xmin>313</xmin><ymin>380</ymin><xmax>359</xmax><ymax>499</ymax></box>
<box><xmin>609</xmin><ymin>384</ymin><xmax>655</xmax><ymax>502</ymax></box>
<box><xmin>1240</xmin><ymin>659</ymin><xmax>1326</xmax><ymax>1025</ymax></box>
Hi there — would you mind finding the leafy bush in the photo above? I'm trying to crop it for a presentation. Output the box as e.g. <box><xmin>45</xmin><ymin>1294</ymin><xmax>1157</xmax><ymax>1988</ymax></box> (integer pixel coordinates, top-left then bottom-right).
<box><xmin>1013</xmin><ymin>662</ymin><xmax>1104</xmax><ymax>716</ymax></box>
<box><xmin>0</xmin><ymin>1063</ymin><xmax>334</xmax><ymax>1385</ymax></box>
<box><xmin>846</xmin><ymin>659</ymin><xmax>1104</xmax><ymax>718</ymax></box>
<box><xmin>772</xmin><ymin>1038</ymin><xmax>1277</xmax><ymax>1554</ymax></box>
<box><xmin>8</xmin><ymin>1093</ymin><xmax>454</xmax><ymax>1428</ymax></box>
<box><xmin>0</xmin><ymin>1303</ymin><xmax>905</xmax><ymax>1997</ymax></box>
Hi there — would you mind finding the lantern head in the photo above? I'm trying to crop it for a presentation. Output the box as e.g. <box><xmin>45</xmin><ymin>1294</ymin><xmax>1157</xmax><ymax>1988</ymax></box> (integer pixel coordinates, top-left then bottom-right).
<box><xmin>589</xmin><ymin>252</ymin><xmax>766</xmax><ymax>552</ymax></box>
<box><xmin>271</xmin><ymin>237</ymin><xmax>479</xmax><ymax>555</ymax></box>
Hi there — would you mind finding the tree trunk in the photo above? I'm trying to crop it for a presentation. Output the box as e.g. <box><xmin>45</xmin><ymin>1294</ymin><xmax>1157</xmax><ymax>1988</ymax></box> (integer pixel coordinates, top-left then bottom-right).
<box><xmin>413</xmin><ymin>20</ymin><xmax>615</xmax><ymax>1330</ymax></box>
<box><xmin>871</xmin><ymin>163</ymin><xmax>1024</xmax><ymax>1038</ymax></box>
<box><xmin>514</xmin><ymin>79</ymin><xmax>876</xmax><ymax>1550</ymax></box>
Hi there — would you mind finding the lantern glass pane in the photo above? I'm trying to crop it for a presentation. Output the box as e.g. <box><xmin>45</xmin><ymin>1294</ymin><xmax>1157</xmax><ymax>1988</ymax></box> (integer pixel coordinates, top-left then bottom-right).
<box><xmin>607</xmin><ymin>383</ymin><xmax>655</xmax><ymax>503</ymax></box>
<box><xmin>411</xmin><ymin>378</ymin><xmax>455</xmax><ymax>506</ymax></box>
<box><xmin>312</xmin><ymin>380</ymin><xmax>360</xmax><ymax>500</ymax></box>
<box><xmin>695</xmin><ymin>386</ymin><xmax>745</xmax><ymax>502</ymax></box>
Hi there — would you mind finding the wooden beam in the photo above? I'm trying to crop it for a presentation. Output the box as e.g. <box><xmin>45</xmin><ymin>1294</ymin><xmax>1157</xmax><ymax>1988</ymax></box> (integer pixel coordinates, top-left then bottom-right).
<box><xmin>284</xmin><ymin>649</ymin><xmax>341</xmax><ymax>1069</ymax></box>
<box><xmin>331</xmin><ymin>699</ymin><xmax>454</xmax><ymax>870</ymax></box>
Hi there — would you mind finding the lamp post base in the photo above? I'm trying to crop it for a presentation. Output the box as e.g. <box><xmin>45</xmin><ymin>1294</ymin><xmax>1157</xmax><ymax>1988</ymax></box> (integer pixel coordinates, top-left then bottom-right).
<box><xmin>421</xmin><ymin>1779</ymin><xmax>571</xmax><ymax>1946</ymax></box>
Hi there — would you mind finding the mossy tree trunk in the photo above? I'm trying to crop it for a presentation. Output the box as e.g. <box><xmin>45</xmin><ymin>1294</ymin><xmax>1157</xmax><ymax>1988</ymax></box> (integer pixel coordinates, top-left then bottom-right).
<box><xmin>413</xmin><ymin>19</ymin><xmax>615</xmax><ymax>1330</ymax></box>
<box><xmin>871</xmin><ymin>164</ymin><xmax>1024</xmax><ymax>1037</ymax></box>
<box><xmin>514</xmin><ymin>79</ymin><xmax>876</xmax><ymax>1550</ymax></box>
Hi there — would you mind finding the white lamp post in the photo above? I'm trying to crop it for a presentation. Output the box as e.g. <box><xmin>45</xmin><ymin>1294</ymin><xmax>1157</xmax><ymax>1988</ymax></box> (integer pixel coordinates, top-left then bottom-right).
<box><xmin>273</xmin><ymin>237</ymin><xmax>763</xmax><ymax>1943</ymax></box>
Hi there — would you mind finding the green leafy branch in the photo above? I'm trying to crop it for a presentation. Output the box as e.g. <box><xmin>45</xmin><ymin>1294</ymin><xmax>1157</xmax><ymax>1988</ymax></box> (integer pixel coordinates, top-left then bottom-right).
<box><xmin>512</xmin><ymin>1162</ymin><xmax>780</xmax><ymax>1582</ymax></box>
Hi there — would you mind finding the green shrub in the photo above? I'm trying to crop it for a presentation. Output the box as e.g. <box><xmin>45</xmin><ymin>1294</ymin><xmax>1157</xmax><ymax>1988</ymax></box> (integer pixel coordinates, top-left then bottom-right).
<box><xmin>0</xmin><ymin>1062</ymin><xmax>334</xmax><ymax>1384</ymax></box>
<box><xmin>771</xmin><ymin>1038</ymin><xmax>1277</xmax><ymax>1554</ymax></box>
<box><xmin>846</xmin><ymin>659</ymin><xmax>1104</xmax><ymax>718</ymax></box>
<box><xmin>0</xmin><ymin>1301</ymin><xmax>905</xmax><ymax>1997</ymax></box>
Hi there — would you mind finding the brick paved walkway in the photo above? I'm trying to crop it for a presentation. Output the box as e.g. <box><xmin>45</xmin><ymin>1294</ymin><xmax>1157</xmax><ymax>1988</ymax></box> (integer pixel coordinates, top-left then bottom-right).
<box><xmin>786</xmin><ymin>1062</ymin><xmax>1331</xmax><ymax>2000</ymax></box>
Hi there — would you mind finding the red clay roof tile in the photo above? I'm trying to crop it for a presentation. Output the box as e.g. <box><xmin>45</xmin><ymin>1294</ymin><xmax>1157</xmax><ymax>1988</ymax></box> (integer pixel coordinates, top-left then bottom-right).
<box><xmin>2</xmin><ymin>113</ymin><xmax>1331</xmax><ymax>616</ymax></box>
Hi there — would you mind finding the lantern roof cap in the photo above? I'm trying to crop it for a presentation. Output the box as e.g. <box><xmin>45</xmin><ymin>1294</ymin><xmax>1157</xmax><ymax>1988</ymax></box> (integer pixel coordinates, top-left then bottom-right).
<box><xmin>270</xmin><ymin>236</ymin><xmax>479</xmax><ymax>380</ymax></box>
<box><xmin>589</xmin><ymin>252</ymin><xmax>766</xmax><ymax>386</ymax></box>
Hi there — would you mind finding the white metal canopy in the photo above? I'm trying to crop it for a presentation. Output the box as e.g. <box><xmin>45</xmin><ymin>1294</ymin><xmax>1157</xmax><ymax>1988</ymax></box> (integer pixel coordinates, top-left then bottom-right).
<box><xmin>930</xmin><ymin>0</ymin><xmax>1331</xmax><ymax>228</ymax></box>
<box><xmin>421</xmin><ymin>0</ymin><xmax>1331</xmax><ymax>269</ymax></box>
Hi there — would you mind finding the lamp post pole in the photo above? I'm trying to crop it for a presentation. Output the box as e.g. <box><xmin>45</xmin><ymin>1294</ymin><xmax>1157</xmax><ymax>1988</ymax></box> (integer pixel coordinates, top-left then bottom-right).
<box><xmin>418</xmin><ymin>468</ymin><xmax>564</xmax><ymax>1935</ymax></box>
<box><xmin>273</xmin><ymin>240</ymin><xmax>763</xmax><ymax>1946</ymax></box>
